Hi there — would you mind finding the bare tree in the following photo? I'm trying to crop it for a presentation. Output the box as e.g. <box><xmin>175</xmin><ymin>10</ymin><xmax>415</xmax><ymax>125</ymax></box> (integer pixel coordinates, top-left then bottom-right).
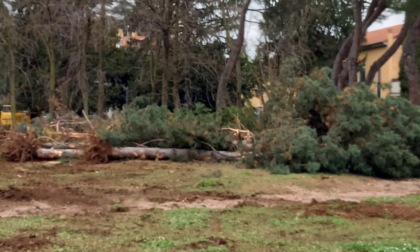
<box><xmin>97</xmin><ymin>0</ymin><xmax>107</xmax><ymax>116</ymax></box>
<box><xmin>216</xmin><ymin>0</ymin><xmax>251</xmax><ymax>110</ymax></box>
<box><xmin>332</xmin><ymin>0</ymin><xmax>387</xmax><ymax>88</ymax></box>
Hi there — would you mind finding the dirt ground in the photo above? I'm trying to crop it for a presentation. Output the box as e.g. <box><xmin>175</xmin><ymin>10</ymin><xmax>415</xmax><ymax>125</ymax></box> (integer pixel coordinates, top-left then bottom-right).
<box><xmin>0</xmin><ymin>160</ymin><xmax>420</xmax><ymax>251</ymax></box>
<box><xmin>1</xmin><ymin>160</ymin><xmax>419</xmax><ymax>217</ymax></box>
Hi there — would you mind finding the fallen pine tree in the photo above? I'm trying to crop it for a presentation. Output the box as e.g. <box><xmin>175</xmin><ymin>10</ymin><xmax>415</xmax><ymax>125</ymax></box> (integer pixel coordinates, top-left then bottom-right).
<box><xmin>35</xmin><ymin>147</ymin><xmax>241</xmax><ymax>162</ymax></box>
<box><xmin>1</xmin><ymin>129</ymin><xmax>243</xmax><ymax>164</ymax></box>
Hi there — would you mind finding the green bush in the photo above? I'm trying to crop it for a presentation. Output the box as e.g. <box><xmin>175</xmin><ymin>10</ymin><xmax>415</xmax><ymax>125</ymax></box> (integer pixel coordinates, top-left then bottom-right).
<box><xmin>247</xmin><ymin>68</ymin><xmax>420</xmax><ymax>179</ymax></box>
<box><xmin>100</xmin><ymin>102</ymin><xmax>256</xmax><ymax>152</ymax></box>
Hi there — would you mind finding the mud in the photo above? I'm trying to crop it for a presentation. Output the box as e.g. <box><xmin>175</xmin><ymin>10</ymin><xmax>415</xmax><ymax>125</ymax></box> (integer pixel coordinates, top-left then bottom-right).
<box><xmin>305</xmin><ymin>201</ymin><xmax>420</xmax><ymax>222</ymax></box>
<box><xmin>0</xmin><ymin>229</ymin><xmax>56</xmax><ymax>252</ymax></box>
<box><xmin>181</xmin><ymin>237</ymin><xmax>233</xmax><ymax>251</ymax></box>
<box><xmin>0</xmin><ymin>161</ymin><xmax>419</xmax><ymax>219</ymax></box>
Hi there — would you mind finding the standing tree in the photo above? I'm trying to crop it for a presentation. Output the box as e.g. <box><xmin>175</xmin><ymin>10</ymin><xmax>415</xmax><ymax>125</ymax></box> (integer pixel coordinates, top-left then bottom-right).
<box><xmin>401</xmin><ymin>0</ymin><xmax>420</xmax><ymax>105</ymax></box>
<box><xmin>216</xmin><ymin>0</ymin><xmax>251</xmax><ymax>110</ymax></box>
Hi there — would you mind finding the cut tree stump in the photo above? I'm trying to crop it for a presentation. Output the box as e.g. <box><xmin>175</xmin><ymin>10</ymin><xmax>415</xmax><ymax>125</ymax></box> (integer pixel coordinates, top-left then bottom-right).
<box><xmin>35</xmin><ymin>147</ymin><xmax>241</xmax><ymax>162</ymax></box>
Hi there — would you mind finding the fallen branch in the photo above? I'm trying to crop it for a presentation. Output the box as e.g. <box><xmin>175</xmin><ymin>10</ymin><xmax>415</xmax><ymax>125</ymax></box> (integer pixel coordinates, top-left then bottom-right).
<box><xmin>35</xmin><ymin>147</ymin><xmax>241</xmax><ymax>162</ymax></box>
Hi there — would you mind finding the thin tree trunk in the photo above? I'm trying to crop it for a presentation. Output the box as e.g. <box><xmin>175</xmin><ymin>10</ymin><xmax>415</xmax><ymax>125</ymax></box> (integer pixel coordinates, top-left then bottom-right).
<box><xmin>348</xmin><ymin>0</ymin><xmax>362</xmax><ymax>86</ymax></box>
<box><xmin>149</xmin><ymin>50</ymin><xmax>157</xmax><ymax>104</ymax></box>
<box><xmin>97</xmin><ymin>0</ymin><xmax>106</xmax><ymax>116</ymax></box>
<box><xmin>161</xmin><ymin>34</ymin><xmax>170</xmax><ymax>108</ymax></box>
<box><xmin>236</xmin><ymin>59</ymin><xmax>242</xmax><ymax>107</ymax></box>
<box><xmin>80</xmin><ymin>44</ymin><xmax>89</xmax><ymax>114</ymax></box>
<box><xmin>365</xmin><ymin>21</ymin><xmax>411</xmax><ymax>85</ymax></box>
<box><xmin>216</xmin><ymin>0</ymin><xmax>251</xmax><ymax>110</ymax></box>
<box><xmin>161</xmin><ymin>0</ymin><xmax>172</xmax><ymax>108</ymax></box>
<box><xmin>172</xmin><ymin>21</ymin><xmax>181</xmax><ymax>109</ymax></box>
<box><xmin>9</xmin><ymin>49</ymin><xmax>16</xmax><ymax>128</ymax></box>
<box><xmin>332</xmin><ymin>0</ymin><xmax>387</xmax><ymax>88</ymax></box>
<box><xmin>80</xmin><ymin>8</ymin><xmax>92</xmax><ymax>115</ymax></box>
<box><xmin>47</xmin><ymin>42</ymin><xmax>56</xmax><ymax>116</ymax></box>
<box><xmin>404</xmin><ymin>16</ymin><xmax>420</xmax><ymax>105</ymax></box>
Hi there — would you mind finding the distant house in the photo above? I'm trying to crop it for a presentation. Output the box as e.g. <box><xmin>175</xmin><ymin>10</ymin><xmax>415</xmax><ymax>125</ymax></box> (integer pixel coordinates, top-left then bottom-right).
<box><xmin>359</xmin><ymin>24</ymin><xmax>404</xmax><ymax>98</ymax></box>
<box><xmin>116</xmin><ymin>28</ymin><xmax>151</xmax><ymax>48</ymax></box>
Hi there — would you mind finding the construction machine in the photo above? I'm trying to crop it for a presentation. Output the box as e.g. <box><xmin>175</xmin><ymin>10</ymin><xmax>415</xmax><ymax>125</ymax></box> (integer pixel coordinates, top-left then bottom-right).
<box><xmin>0</xmin><ymin>105</ymin><xmax>30</xmax><ymax>127</ymax></box>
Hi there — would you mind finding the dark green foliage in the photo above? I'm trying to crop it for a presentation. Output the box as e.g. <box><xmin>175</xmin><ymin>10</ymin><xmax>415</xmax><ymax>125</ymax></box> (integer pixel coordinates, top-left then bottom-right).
<box><xmin>100</xmin><ymin>102</ymin><xmax>256</xmax><ymax>151</ymax></box>
<box><xmin>248</xmin><ymin>68</ymin><xmax>420</xmax><ymax>179</ymax></box>
<box><xmin>246</xmin><ymin>121</ymin><xmax>320</xmax><ymax>174</ymax></box>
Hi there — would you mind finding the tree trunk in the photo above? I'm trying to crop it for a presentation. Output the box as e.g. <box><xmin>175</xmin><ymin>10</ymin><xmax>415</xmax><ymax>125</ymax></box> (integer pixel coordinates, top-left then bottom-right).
<box><xmin>161</xmin><ymin>34</ymin><xmax>170</xmax><ymax>108</ymax></box>
<box><xmin>332</xmin><ymin>0</ymin><xmax>387</xmax><ymax>88</ymax></box>
<box><xmin>216</xmin><ymin>0</ymin><xmax>251</xmax><ymax>110</ymax></box>
<box><xmin>150</xmin><ymin>49</ymin><xmax>157</xmax><ymax>104</ymax></box>
<box><xmin>365</xmin><ymin>21</ymin><xmax>411</xmax><ymax>85</ymax></box>
<box><xmin>80</xmin><ymin>8</ymin><xmax>92</xmax><ymax>115</ymax></box>
<box><xmin>161</xmin><ymin>0</ymin><xmax>172</xmax><ymax>108</ymax></box>
<box><xmin>47</xmin><ymin>42</ymin><xmax>56</xmax><ymax>116</ymax></box>
<box><xmin>97</xmin><ymin>0</ymin><xmax>106</xmax><ymax>116</ymax></box>
<box><xmin>172</xmin><ymin>22</ymin><xmax>181</xmax><ymax>109</ymax></box>
<box><xmin>404</xmin><ymin>16</ymin><xmax>420</xmax><ymax>105</ymax></box>
<box><xmin>9</xmin><ymin>49</ymin><xmax>16</xmax><ymax>128</ymax></box>
<box><xmin>79</xmin><ymin>44</ymin><xmax>89</xmax><ymax>114</ymax></box>
<box><xmin>35</xmin><ymin>147</ymin><xmax>241</xmax><ymax>162</ymax></box>
<box><xmin>236</xmin><ymin>59</ymin><xmax>242</xmax><ymax>107</ymax></box>
<box><xmin>348</xmin><ymin>0</ymin><xmax>362</xmax><ymax>86</ymax></box>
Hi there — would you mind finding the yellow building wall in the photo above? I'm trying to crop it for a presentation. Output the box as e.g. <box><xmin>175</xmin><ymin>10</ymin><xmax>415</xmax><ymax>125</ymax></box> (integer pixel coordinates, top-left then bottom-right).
<box><xmin>359</xmin><ymin>33</ymin><xmax>403</xmax><ymax>98</ymax></box>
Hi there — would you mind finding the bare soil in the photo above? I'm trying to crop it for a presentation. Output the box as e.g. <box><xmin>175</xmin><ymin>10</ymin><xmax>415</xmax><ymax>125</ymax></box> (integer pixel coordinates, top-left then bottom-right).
<box><xmin>0</xmin><ymin>229</ymin><xmax>56</xmax><ymax>252</ymax></box>
<box><xmin>0</xmin><ymin>160</ymin><xmax>419</xmax><ymax>218</ymax></box>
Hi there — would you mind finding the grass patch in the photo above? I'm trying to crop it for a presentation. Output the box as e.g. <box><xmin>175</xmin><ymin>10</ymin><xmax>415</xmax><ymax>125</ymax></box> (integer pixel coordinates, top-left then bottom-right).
<box><xmin>308</xmin><ymin>216</ymin><xmax>350</xmax><ymax>226</ymax></box>
<box><xmin>365</xmin><ymin>195</ymin><xmax>420</xmax><ymax>205</ymax></box>
<box><xmin>166</xmin><ymin>208</ymin><xmax>211</xmax><ymax>229</ymax></box>
<box><xmin>0</xmin><ymin>216</ymin><xmax>53</xmax><ymax>239</ymax></box>
<box><xmin>196</xmin><ymin>179</ymin><xmax>224</xmax><ymax>189</ymax></box>
<box><xmin>343</xmin><ymin>242</ymin><xmax>420</xmax><ymax>252</ymax></box>
<box><xmin>110</xmin><ymin>204</ymin><xmax>129</xmax><ymax>213</ymax></box>
<box><xmin>139</xmin><ymin>237</ymin><xmax>174</xmax><ymax>252</ymax></box>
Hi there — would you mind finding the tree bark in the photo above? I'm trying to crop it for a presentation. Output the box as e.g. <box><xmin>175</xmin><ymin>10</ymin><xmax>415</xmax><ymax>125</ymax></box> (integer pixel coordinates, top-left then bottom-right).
<box><xmin>47</xmin><ymin>42</ymin><xmax>56</xmax><ymax>116</ymax></box>
<box><xmin>348</xmin><ymin>0</ymin><xmax>362</xmax><ymax>86</ymax></box>
<box><xmin>97</xmin><ymin>0</ymin><xmax>106</xmax><ymax>116</ymax></box>
<box><xmin>161</xmin><ymin>0</ymin><xmax>172</xmax><ymax>108</ymax></box>
<box><xmin>172</xmin><ymin>22</ymin><xmax>181</xmax><ymax>109</ymax></box>
<box><xmin>36</xmin><ymin>147</ymin><xmax>241</xmax><ymax>162</ymax></box>
<box><xmin>236</xmin><ymin>59</ymin><xmax>242</xmax><ymax>107</ymax></box>
<box><xmin>216</xmin><ymin>0</ymin><xmax>251</xmax><ymax>110</ymax></box>
<box><xmin>365</xmin><ymin>21</ymin><xmax>411</xmax><ymax>85</ymax></box>
<box><xmin>79</xmin><ymin>44</ymin><xmax>89</xmax><ymax>114</ymax></box>
<box><xmin>79</xmin><ymin>7</ymin><xmax>92</xmax><ymax>115</ymax></box>
<box><xmin>150</xmin><ymin>49</ymin><xmax>157</xmax><ymax>104</ymax></box>
<box><xmin>404</xmin><ymin>16</ymin><xmax>420</xmax><ymax>105</ymax></box>
<box><xmin>9</xmin><ymin>49</ymin><xmax>17</xmax><ymax>128</ymax></box>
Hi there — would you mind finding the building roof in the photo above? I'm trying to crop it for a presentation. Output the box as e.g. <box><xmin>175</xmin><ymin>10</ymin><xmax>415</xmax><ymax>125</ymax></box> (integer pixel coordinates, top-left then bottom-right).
<box><xmin>363</xmin><ymin>24</ymin><xmax>403</xmax><ymax>46</ymax></box>
<box><xmin>120</xmin><ymin>34</ymin><xmax>147</xmax><ymax>47</ymax></box>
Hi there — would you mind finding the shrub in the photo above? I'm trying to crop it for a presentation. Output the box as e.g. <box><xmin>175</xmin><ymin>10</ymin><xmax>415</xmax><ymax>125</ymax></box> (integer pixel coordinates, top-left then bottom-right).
<box><xmin>246</xmin><ymin>68</ymin><xmax>420</xmax><ymax>179</ymax></box>
<box><xmin>100</xmin><ymin>102</ymin><xmax>256</xmax><ymax>152</ymax></box>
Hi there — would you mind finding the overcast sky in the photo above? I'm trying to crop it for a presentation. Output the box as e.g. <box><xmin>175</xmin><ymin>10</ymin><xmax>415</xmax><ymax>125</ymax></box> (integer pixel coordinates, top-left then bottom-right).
<box><xmin>369</xmin><ymin>10</ymin><xmax>405</xmax><ymax>31</ymax></box>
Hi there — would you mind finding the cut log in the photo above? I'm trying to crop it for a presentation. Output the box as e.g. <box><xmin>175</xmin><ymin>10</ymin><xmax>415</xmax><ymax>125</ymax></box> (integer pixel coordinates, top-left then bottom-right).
<box><xmin>35</xmin><ymin>147</ymin><xmax>241</xmax><ymax>162</ymax></box>
<box><xmin>36</xmin><ymin>149</ymin><xmax>84</xmax><ymax>160</ymax></box>
<box><xmin>39</xmin><ymin>142</ymin><xmax>88</xmax><ymax>149</ymax></box>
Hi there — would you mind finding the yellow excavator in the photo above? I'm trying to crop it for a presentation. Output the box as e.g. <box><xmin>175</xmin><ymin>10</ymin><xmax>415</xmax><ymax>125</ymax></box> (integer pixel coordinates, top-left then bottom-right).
<box><xmin>0</xmin><ymin>105</ymin><xmax>31</xmax><ymax>127</ymax></box>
